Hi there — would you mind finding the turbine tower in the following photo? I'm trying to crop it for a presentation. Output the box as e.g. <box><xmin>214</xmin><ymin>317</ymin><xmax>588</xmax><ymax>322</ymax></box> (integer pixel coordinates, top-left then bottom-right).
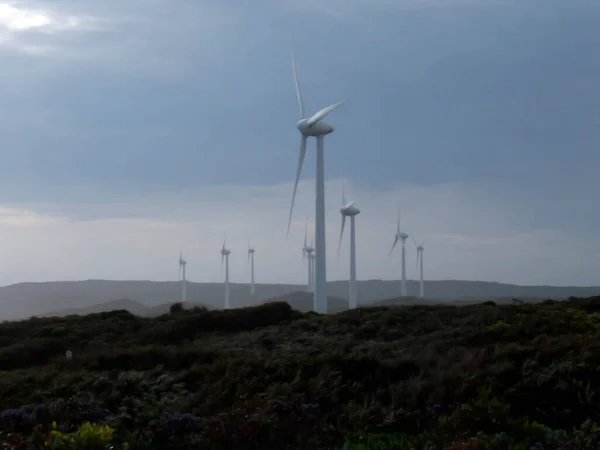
<box><xmin>286</xmin><ymin>52</ymin><xmax>345</xmax><ymax>314</ymax></box>
<box><xmin>389</xmin><ymin>207</ymin><xmax>409</xmax><ymax>297</ymax></box>
<box><xmin>308</xmin><ymin>251</ymin><xmax>316</xmax><ymax>293</ymax></box>
<box><xmin>337</xmin><ymin>179</ymin><xmax>361</xmax><ymax>309</ymax></box>
<box><xmin>302</xmin><ymin>223</ymin><xmax>315</xmax><ymax>293</ymax></box>
<box><xmin>178</xmin><ymin>251</ymin><xmax>187</xmax><ymax>303</ymax></box>
<box><xmin>248</xmin><ymin>244</ymin><xmax>256</xmax><ymax>296</ymax></box>
<box><xmin>413</xmin><ymin>238</ymin><xmax>426</xmax><ymax>298</ymax></box>
<box><xmin>220</xmin><ymin>239</ymin><xmax>232</xmax><ymax>309</ymax></box>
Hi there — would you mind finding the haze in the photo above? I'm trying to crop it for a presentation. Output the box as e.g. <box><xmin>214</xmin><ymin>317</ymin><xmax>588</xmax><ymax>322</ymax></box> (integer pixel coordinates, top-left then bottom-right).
<box><xmin>0</xmin><ymin>0</ymin><xmax>598</xmax><ymax>288</ymax></box>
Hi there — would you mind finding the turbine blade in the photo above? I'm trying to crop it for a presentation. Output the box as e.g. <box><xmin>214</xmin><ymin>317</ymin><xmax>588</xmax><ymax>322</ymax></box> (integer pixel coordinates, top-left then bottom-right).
<box><xmin>416</xmin><ymin>250</ymin><xmax>420</xmax><ymax>267</ymax></box>
<box><xmin>341</xmin><ymin>177</ymin><xmax>346</xmax><ymax>206</ymax></box>
<box><xmin>345</xmin><ymin>200</ymin><xmax>355</xmax><ymax>209</ymax></box>
<box><xmin>337</xmin><ymin>215</ymin><xmax>346</xmax><ymax>260</ymax></box>
<box><xmin>286</xmin><ymin>135</ymin><xmax>308</xmax><ymax>237</ymax></box>
<box><xmin>397</xmin><ymin>205</ymin><xmax>401</xmax><ymax>232</ymax></box>
<box><xmin>388</xmin><ymin>236</ymin><xmax>399</xmax><ymax>256</ymax></box>
<box><xmin>306</xmin><ymin>100</ymin><xmax>344</xmax><ymax>127</ymax></box>
<box><xmin>291</xmin><ymin>51</ymin><xmax>305</xmax><ymax>118</ymax></box>
<box><xmin>411</xmin><ymin>237</ymin><xmax>418</xmax><ymax>248</ymax></box>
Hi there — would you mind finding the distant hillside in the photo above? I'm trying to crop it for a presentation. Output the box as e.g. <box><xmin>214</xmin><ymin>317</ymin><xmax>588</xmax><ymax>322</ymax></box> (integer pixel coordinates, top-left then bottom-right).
<box><xmin>45</xmin><ymin>298</ymin><xmax>152</xmax><ymax>317</ymax></box>
<box><xmin>0</xmin><ymin>279</ymin><xmax>598</xmax><ymax>320</ymax></box>
<box><xmin>46</xmin><ymin>299</ymin><xmax>211</xmax><ymax>318</ymax></box>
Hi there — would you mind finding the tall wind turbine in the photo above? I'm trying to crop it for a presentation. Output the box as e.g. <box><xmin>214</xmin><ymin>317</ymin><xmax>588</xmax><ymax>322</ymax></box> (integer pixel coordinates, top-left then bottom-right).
<box><xmin>286</xmin><ymin>52</ymin><xmax>345</xmax><ymax>314</ymax></box>
<box><xmin>302</xmin><ymin>223</ymin><xmax>315</xmax><ymax>293</ymax></box>
<box><xmin>220</xmin><ymin>239</ymin><xmax>232</xmax><ymax>309</ymax></box>
<box><xmin>248</xmin><ymin>244</ymin><xmax>256</xmax><ymax>296</ymax></box>
<box><xmin>413</xmin><ymin>238</ymin><xmax>426</xmax><ymax>298</ymax></box>
<box><xmin>337</xmin><ymin>179</ymin><xmax>360</xmax><ymax>309</ymax></box>
<box><xmin>389</xmin><ymin>207</ymin><xmax>409</xmax><ymax>297</ymax></box>
<box><xmin>178</xmin><ymin>251</ymin><xmax>187</xmax><ymax>303</ymax></box>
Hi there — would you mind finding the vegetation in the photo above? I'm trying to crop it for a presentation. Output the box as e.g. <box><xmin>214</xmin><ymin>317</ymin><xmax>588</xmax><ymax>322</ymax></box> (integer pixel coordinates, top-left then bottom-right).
<box><xmin>1</xmin><ymin>296</ymin><xmax>600</xmax><ymax>448</ymax></box>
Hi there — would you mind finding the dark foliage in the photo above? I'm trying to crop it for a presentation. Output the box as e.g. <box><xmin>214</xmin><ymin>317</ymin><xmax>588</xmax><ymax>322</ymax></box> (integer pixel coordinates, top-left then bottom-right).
<box><xmin>169</xmin><ymin>302</ymin><xmax>184</xmax><ymax>314</ymax></box>
<box><xmin>2</xmin><ymin>297</ymin><xmax>600</xmax><ymax>448</ymax></box>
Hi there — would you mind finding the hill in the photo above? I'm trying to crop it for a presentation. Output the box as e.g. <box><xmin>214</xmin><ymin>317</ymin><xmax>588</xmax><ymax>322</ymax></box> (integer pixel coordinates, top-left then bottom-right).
<box><xmin>47</xmin><ymin>299</ymin><xmax>211</xmax><ymax>317</ymax></box>
<box><xmin>1</xmin><ymin>297</ymin><xmax>600</xmax><ymax>448</ymax></box>
<box><xmin>0</xmin><ymin>278</ymin><xmax>599</xmax><ymax>320</ymax></box>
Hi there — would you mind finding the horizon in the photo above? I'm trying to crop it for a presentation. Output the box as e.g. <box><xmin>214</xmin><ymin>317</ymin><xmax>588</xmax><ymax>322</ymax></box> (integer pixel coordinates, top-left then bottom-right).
<box><xmin>0</xmin><ymin>0</ymin><xmax>599</xmax><ymax>287</ymax></box>
<box><xmin>3</xmin><ymin>277</ymin><xmax>599</xmax><ymax>289</ymax></box>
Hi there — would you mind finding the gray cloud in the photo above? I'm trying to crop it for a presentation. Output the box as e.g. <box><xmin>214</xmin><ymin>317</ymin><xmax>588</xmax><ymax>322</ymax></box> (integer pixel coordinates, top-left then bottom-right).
<box><xmin>0</xmin><ymin>0</ymin><xmax>598</xmax><ymax>286</ymax></box>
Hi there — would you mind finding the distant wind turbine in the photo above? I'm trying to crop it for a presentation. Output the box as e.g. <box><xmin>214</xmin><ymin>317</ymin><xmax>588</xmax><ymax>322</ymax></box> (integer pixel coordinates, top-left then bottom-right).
<box><xmin>248</xmin><ymin>244</ymin><xmax>256</xmax><ymax>296</ymax></box>
<box><xmin>389</xmin><ymin>206</ymin><xmax>409</xmax><ymax>297</ymax></box>
<box><xmin>302</xmin><ymin>223</ymin><xmax>315</xmax><ymax>293</ymax></box>
<box><xmin>337</xmin><ymin>179</ymin><xmax>360</xmax><ymax>309</ymax></box>
<box><xmin>220</xmin><ymin>239</ymin><xmax>232</xmax><ymax>309</ymax></box>
<box><xmin>178</xmin><ymin>251</ymin><xmax>187</xmax><ymax>303</ymax></box>
<box><xmin>413</xmin><ymin>238</ymin><xmax>426</xmax><ymax>298</ymax></box>
<box><xmin>286</xmin><ymin>51</ymin><xmax>345</xmax><ymax>314</ymax></box>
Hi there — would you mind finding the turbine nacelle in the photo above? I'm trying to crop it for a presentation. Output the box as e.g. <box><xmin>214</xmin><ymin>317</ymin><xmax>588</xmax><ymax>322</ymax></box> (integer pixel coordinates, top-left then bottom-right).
<box><xmin>297</xmin><ymin>118</ymin><xmax>334</xmax><ymax>137</ymax></box>
<box><xmin>396</xmin><ymin>232</ymin><xmax>409</xmax><ymax>241</ymax></box>
<box><xmin>340</xmin><ymin>201</ymin><xmax>360</xmax><ymax>216</ymax></box>
<box><xmin>221</xmin><ymin>248</ymin><xmax>231</xmax><ymax>256</ymax></box>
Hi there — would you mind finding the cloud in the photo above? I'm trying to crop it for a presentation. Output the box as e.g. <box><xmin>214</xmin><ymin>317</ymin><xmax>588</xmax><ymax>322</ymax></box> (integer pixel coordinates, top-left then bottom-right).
<box><xmin>0</xmin><ymin>1</ymin><xmax>101</xmax><ymax>55</ymax></box>
<box><xmin>0</xmin><ymin>179</ymin><xmax>597</xmax><ymax>288</ymax></box>
<box><xmin>0</xmin><ymin>0</ymin><xmax>597</xmax><ymax>290</ymax></box>
<box><xmin>0</xmin><ymin>2</ymin><xmax>85</xmax><ymax>32</ymax></box>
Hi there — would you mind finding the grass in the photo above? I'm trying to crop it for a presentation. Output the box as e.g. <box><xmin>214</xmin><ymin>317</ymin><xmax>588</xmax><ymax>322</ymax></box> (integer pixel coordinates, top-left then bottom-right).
<box><xmin>1</xmin><ymin>296</ymin><xmax>600</xmax><ymax>448</ymax></box>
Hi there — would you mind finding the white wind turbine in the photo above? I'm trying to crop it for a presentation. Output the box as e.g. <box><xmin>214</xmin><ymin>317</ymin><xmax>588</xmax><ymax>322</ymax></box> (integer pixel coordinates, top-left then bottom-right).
<box><xmin>412</xmin><ymin>238</ymin><xmax>426</xmax><ymax>298</ymax></box>
<box><xmin>286</xmin><ymin>52</ymin><xmax>345</xmax><ymax>314</ymax></box>
<box><xmin>302</xmin><ymin>223</ymin><xmax>315</xmax><ymax>293</ymax></box>
<box><xmin>178</xmin><ymin>251</ymin><xmax>187</xmax><ymax>303</ymax></box>
<box><xmin>220</xmin><ymin>239</ymin><xmax>232</xmax><ymax>309</ymax></box>
<box><xmin>337</xmin><ymin>179</ymin><xmax>360</xmax><ymax>309</ymax></box>
<box><xmin>389</xmin><ymin>207</ymin><xmax>409</xmax><ymax>297</ymax></box>
<box><xmin>247</xmin><ymin>244</ymin><xmax>256</xmax><ymax>296</ymax></box>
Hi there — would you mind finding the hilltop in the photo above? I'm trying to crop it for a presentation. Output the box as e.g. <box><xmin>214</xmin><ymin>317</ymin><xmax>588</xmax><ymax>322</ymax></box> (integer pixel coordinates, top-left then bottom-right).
<box><xmin>1</xmin><ymin>296</ymin><xmax>600</xmax><ymax>448</ymax></box>
<box><xmin>0</xmin><ymin>278</ymin><xmax>599</xmax><ymax>320</ymax></box>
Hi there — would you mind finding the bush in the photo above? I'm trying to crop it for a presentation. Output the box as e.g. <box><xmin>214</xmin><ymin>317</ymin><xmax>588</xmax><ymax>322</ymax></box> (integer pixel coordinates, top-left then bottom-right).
<box><xmin>0</xmin><ymin>297</ymin><xmax>599</xmax><ymax>447</ymax></box>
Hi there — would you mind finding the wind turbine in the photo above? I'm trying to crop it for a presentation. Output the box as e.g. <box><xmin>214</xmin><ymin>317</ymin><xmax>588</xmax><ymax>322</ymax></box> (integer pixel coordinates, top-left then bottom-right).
<box><xmin>247</xmin><ymin>244</ymin><xmax>256</xmax><ymax>296</ymax></box>
<box><xmin>178</xmin><ymin>251</ymin><xmax>187</xmax><ymax>303</ymax></box>
<box><xmin>286</xmin><ymin>52</ymin><xmax>345</xmax><ymax>314</ymax></box>
<box><xmin>220</xmin><ymin>239</ymin><xmax>232</xmax><ymax>309</ymax></box>
<box><xmin>302</xmin><ymin>223</ymin><xmax>315</xmax><ymax>293</ymax></box>
<box><xmin>389</xmin><ymin>207</ymin><xmax>409</xmax><ymax>297</ymax></box>
<box><xmin>413</xmin><ymin>238</ymin><xmax>426</xmax><ymax>298</ymax></box>
<box><xmin>337</xmin><ymin>179</ymin><xmax>360</xmax><ymax>309</ymax></box>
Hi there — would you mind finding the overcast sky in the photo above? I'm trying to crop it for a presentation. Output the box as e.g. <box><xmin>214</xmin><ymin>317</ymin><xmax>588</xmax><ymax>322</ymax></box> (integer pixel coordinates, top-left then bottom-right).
<box><xmin>0</xmin><ymin>0</ymin><xmax>598</xmax><ymax>287</ymax></box>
